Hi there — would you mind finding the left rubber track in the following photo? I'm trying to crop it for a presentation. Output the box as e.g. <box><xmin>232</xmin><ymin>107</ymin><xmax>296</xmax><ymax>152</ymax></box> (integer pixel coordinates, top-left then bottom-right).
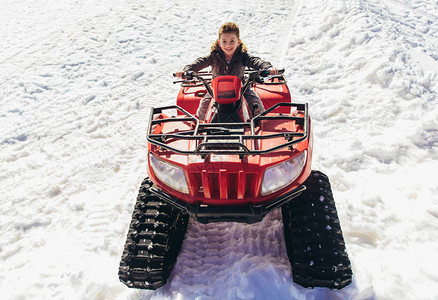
<box><xmin>118</xmin><ymin>178</ymin><xmax>189</xmax><ymax>290</ymax></box>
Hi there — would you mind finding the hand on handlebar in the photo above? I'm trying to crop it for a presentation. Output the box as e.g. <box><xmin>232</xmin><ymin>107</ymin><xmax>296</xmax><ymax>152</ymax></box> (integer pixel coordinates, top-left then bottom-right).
<box><xmin>174</xmin><ymin>71</ymin><xmax>185</xmax><ymax>78</ymax></box>
<box><xmin>173</xmin><ymin>70</ymin><xmax>195</xmax><ymax>80</ymax></box>
<box><xmin>268</xmin><ymin>67</ymin><xmax>280</xmax><ymax>75</ymax></box>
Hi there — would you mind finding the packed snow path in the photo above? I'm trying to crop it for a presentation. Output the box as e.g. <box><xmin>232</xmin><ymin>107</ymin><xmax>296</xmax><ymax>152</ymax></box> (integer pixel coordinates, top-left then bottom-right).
<box><xmin>1</xmin><ymin>0</ymin><xmax>437</xmax><ymax>299</ymax></box>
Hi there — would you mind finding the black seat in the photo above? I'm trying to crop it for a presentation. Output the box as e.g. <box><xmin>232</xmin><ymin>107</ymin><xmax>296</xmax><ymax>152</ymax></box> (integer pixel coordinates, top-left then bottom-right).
<box><xmin>211</xmin><ymin>100</ymin><xmax>242</xmax><ymax>123</ymax></box>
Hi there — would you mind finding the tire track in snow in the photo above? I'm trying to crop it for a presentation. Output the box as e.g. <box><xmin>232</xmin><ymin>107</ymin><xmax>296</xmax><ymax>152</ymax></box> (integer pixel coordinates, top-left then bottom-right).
<box><xmin>0</xmin><ymin>1</ymin><xmax>130</xmax><ymax>66</ymax></box>
<box><xmin>358</xmin><ymin>0</ymin><xmax>438</xmax><ymax>44</ymax></box>
<box><xmin>163</xmin><ymin>209</ymin><xmax>293</xmax><ymax>299</ymax></box>
<box><xmin>385</xmin><ymin>0</ymin><xmax>438</xmax><ymax>22</ymax></box>
<box><xmin>271</xmin><ymin>0</ymin><xmax>304</xmax><ymax>67</ymax></box>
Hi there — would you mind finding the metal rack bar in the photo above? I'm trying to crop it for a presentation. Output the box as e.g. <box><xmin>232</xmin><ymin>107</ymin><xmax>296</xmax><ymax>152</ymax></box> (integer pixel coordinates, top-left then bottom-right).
<box><xmin>147</xmin><ymin>103</ymin><xmax>308</xmax><ymax>156</ymax></box>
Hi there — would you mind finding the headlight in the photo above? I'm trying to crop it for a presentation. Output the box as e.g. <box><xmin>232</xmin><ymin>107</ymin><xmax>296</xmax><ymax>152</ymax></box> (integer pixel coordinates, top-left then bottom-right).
<box><xmin>261</xmin><ymin>151</ymin><xmax>307</xmax><ymax>196</ymax></box>
<box><xmin>149</xmin><ymin>153</ymin><xmax>189</xmax><ymax>194</ymax></box>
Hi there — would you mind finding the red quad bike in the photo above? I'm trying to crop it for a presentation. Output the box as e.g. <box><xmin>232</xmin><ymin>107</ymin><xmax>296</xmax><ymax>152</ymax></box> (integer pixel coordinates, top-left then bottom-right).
<box><xmin>118</xmin><ymin>70</ymin><xmax>352</xmax><ymax>290</ymax></box>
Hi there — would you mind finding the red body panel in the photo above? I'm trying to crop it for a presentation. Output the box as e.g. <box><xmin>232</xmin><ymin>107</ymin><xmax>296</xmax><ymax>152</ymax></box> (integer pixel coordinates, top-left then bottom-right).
<box><xmin>253</xmin><ymin>79</ymin><xmax>291</xmax><ymax>114</ymax></box>
<box><xmin>176</xmin><ymin>85</ymin><xmax>206</xmax><ymax>115</ymax></box>
<box><xmin>176</xmin><ymin>79</ymin><xmax>291</xmax><ymax>116</ymax></box>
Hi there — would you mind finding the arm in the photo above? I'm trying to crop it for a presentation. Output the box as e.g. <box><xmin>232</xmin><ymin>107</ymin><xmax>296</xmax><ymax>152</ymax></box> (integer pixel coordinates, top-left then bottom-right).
<box><xmin>183</xmin><ymin>54</ymin><xmax>213</xmax><ymax>72</ymax></box>
<box><xmin>244</xmin><ymin>53</ymin><xmax>278</xmax><ymax>75</ymax></box>
<box><xmin>244</xmin><ymin>53</ymin><xmax>272</xmax><ymax>70</ymax></box>
<box><xmin>175</xmin><ymin>54</ymin><xmax>213</xmax><ymax>78</ymax></box>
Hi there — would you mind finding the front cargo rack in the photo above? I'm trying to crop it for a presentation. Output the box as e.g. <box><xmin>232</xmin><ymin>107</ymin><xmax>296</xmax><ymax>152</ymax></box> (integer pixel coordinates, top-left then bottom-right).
<box><xmin>147</xmin><ymin>102</ymin><xmax>308</xmax><ymax>158</ymax></box>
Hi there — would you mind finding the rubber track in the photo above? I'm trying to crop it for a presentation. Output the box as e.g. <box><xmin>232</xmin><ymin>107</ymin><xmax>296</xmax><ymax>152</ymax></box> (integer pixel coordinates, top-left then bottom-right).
<box><xmin>281</xmin><ymin>171</ymin><xmax>352</xmax><ymax>289</ymax></box>
<box><xmin>119</xmin><ymin>178</ymin><xmax>189</xmax><ymax>290</ymax></box>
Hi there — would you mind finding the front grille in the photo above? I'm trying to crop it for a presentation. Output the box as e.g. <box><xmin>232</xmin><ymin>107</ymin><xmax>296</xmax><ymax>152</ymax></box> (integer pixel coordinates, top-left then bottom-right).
<box><xmin>191</xmin><ymin>171</ymin><xmax>257</xmax><ymax>199</ymax></box>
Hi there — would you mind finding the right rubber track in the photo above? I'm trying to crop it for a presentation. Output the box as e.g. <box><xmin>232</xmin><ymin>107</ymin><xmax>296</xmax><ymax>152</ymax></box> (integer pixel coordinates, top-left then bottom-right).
<box><xmin>281</xmin><ymin>171</ymin><xmax>352</xmax><ymax>289</ymax></box>
<box><xmin>118</xmin><ymin>178</ymin><xmax>189</xmax><ymax>290</ymax></box>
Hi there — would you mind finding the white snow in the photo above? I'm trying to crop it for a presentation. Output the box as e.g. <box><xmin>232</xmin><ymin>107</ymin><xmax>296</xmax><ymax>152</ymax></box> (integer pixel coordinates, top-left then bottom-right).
<box><xmin>1</xmin><ymin>0</ymin><xmax>437</xmax><ymax>299</ymax></box>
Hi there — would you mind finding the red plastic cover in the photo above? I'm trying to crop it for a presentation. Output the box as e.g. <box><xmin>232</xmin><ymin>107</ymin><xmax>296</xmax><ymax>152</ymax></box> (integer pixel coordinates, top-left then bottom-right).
<box><xmin>212</xmin><ymin>76</ymin><xmax>242</xmax><ymax>104</ymax></box>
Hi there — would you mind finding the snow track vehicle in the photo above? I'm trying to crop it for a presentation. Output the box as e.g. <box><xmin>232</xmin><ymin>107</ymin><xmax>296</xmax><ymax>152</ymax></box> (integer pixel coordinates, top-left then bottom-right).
<box><xmin>118</xmin><ymin>70</ymin><xmax>352</xmax><ymax>290</ymax></box>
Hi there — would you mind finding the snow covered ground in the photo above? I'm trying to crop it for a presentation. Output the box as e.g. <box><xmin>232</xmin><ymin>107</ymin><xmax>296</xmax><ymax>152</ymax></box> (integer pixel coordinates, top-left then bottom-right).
<box><xmin>1</xmin><ymin>0</ymin><xmax>437</xmax><ymax>299</ymax></box>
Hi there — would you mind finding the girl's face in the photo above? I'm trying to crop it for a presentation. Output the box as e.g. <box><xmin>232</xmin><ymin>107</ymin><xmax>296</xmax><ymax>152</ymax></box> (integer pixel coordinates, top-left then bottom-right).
<box><xmin>218</xmin><ymin>32</ymin><xmax>240</xmax><ymax>59</ymax></box>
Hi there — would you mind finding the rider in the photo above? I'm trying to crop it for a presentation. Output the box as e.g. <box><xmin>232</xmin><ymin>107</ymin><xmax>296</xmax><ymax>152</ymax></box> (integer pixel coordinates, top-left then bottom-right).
<box><xmin>175</xmin><ymin>22</ymin><xmax>279</xmax><ymax>120</ymax></box>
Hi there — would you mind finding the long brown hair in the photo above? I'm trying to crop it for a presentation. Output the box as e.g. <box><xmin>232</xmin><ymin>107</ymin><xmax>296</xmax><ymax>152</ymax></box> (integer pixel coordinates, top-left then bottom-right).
<box><xmin>210</xmin><ymin>22</ymin><xmax>248</xmax><ymax>53</ymax></box>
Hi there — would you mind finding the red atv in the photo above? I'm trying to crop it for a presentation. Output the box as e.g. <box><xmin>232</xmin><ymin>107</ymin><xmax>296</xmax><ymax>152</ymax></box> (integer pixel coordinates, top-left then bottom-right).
<box><xmin>118</xmin><ymin>70</ymin><xmax>352</xmax><ymax>290</ymax></box>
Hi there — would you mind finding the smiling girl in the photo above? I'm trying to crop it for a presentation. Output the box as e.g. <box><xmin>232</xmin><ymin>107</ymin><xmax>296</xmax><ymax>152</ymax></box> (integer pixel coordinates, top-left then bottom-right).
<box><xmin>175</xmin><ymin>22</ymin><xmax>279</xmax><ymax>120</ymax></box>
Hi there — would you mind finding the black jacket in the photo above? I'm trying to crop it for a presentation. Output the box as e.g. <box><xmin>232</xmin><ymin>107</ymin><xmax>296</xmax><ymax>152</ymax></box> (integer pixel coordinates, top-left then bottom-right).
<box><xmin>183</xmin><ymin>45</ymin><xmax>272</xmax><ymax>79</ymax></box>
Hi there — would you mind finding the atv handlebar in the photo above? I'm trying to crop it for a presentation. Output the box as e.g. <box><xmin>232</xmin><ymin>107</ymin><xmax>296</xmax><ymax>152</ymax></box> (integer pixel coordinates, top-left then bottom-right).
<box><xmin>259</xmin><ymin>68</ymin><xmax>285</xmax><ymax>77</ymax></box>
<box><xmin>172</xmin><ymin>69</ymin><xmax>286</xmax><ymax>102</ymax></box>
<box><xmin>173</xmin><ymin>70</ymin><xmax>195</xmax><ymax>80</ymax></box>
<box><xmin>173</xmin><ymin>71</ymin><xmax>214</xmax><ymax>96</ymax></box>
<box><xmin>173</xmin><ymin>69</ymin><xmax>284</xmax><ymax>82</ymax></box>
